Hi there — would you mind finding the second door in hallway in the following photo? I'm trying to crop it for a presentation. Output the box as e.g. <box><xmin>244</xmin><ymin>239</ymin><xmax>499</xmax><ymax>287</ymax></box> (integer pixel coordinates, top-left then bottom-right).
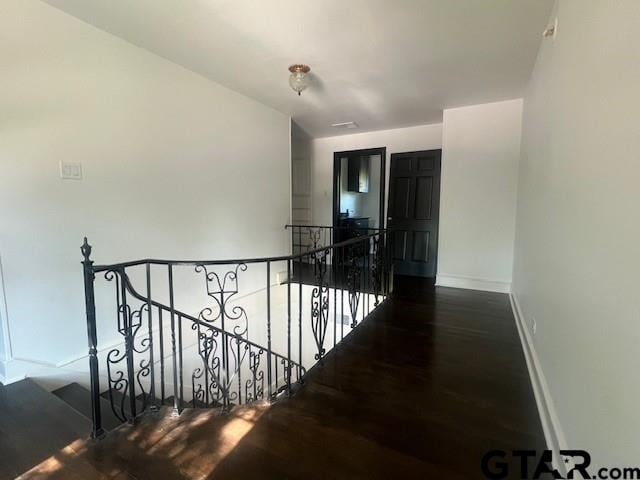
<box><xmin>387</xmin><ymin>150</ymin><xmax>442</xmax><ymax>277</ymax></box>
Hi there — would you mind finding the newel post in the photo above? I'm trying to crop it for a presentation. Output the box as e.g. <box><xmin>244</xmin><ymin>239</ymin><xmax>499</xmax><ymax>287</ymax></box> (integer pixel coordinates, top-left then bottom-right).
<box><xmin>82</xmin><ymin>237</ymin><xmax>104</xmax><ymax>439</ymax></box>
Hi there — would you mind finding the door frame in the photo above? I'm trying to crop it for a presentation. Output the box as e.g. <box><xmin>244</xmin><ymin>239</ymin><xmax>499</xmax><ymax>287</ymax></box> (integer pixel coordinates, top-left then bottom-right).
<box><xmin>332</xmin><ymin>147</ymin><xmax>386</xmax><ymax>239</ymax></box>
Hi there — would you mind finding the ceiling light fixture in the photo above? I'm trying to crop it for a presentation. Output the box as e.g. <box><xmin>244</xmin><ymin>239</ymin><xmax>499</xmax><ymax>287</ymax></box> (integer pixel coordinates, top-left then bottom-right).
<box><xmin>288</xmin><ymin>64</ymin><xmax>310</xmax><ymax>96</ymax></box>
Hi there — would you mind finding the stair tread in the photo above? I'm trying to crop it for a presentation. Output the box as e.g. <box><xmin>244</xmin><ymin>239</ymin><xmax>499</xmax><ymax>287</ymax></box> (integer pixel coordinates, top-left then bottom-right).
<box><xmin>53</xmin><ymin>382</ymin><xmax>123</xmax><ymax>432</ymax></box>
<box><xmin>0</xmin><ymin>379</ymin><xmax>91</xmax><ymax>479</ymax></box>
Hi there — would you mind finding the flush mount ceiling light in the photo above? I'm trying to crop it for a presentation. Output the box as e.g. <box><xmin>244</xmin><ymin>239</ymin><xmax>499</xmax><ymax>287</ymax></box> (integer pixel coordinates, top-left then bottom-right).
<box><xmin>288</xmin><ymin>64</ymin><xmax>310</xmax><ymax>96</ymax></box>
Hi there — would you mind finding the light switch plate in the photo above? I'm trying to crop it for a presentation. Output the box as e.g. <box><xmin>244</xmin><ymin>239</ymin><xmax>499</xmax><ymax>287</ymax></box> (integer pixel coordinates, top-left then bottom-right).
<box><xmin>60</xmin><ymin>161</ymin><xmax>82</xmax><ymax>180</ymax></box>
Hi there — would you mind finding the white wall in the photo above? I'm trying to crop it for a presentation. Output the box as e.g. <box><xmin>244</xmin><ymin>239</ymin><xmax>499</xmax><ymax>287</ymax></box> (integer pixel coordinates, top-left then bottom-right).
<box><xmin>512</xmin><ymin>0</ymin><xmax>640</xmax><ymax>469</ymax></box>
<box><xmin>0</xmin><ymin>0</ymin><xmax>291</xmax><ymax>380</ymax></box>
<box><xmin>0</xmin><ymin>311</ymin><xmax>5</xmax><ymax>381</ymax></box>
<box><xmin>311</xmin><ymin>116</ymin><xmax>520</xmax><ymax>291</ymax></box>
<box><xmin>0</xmin><ymin>261</ymin><xmax>8</xmax><ymax>382</ymax></box>
<box><xmin>311</xmin><ymin>124</ymin><xmax>443</xmax><ymax>227</ymax></box>
<box><xmin>291</xmin><ymin>122</ymin><xmax>313</xmax><ymax>227</ymax></box>
<box><xmin>437</xmin><ymin>99</ymin><xmax>523</xmax><ymax>292</ymax></box>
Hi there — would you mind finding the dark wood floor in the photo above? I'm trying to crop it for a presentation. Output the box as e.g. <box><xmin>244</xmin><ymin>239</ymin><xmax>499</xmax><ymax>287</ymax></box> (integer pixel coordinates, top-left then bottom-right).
<box><xmin>18</xmin><ymin>277</ymin><xmax>545</xmax><ymax>479</ymax></box>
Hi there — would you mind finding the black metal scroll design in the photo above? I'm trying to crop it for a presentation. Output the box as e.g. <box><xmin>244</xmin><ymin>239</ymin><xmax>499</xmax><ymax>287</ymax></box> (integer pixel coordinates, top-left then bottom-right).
<box><xmin>310</xmin><ymin>228</ymin><xmax>326</xmax><ymax>278</ymax></box>
<box><xmin>310</xmin><ymin>247</ymin><xmax>330</xmax><ymax>361</ymax></box>
<box><xmin>191</xmin><ymin>327</ymin><xmax>221</xmax><ymax>407</ymax></box>
<box><xmin>309</xmin><ymin>227</ymin><xmax>322</xmax><ymax>251</ymax></box>
<box><xmin>245</xmin><ymin>346</ymin><xmax>265</xmax><ymax>402</ymax></box>
<box><xmin>104</xmin><ymin>269</ymin><xmax>152</xmax><ymax>423</ymax></box>
<box><xmin>313</xmin><ymin>249</ymin><xmax>328</xmax><ymax>284</ymax></box>
<box><xmin>311</xmin><ymin>285</ymin><xmax>330</xmax><ymax>361</ymax></box>
<box><xmin>191</xmin><ymin>263</ymin><xmax>253</xmax><ymax>409</ymax></box>
<box><xmin>371</xmin><ymin>236</ymin><xmax>384</xmax><ymax>306</ymax></box>
<box><xmin>195</xmin><ymin>263</ymin><xmax>249</xmax><ymax>336</ymax></box>
<box><xmin>346</xmin><ymin>247</ymin><xmax>362</xmax><ymax>328</ymax></box>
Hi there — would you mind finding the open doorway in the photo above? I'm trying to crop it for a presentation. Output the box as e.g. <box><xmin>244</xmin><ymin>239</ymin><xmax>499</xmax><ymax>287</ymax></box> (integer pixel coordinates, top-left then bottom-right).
<box><xmin>332</xmin><ymin>147</ymin><xmax>386</xmax><ymax>243</ymax></box>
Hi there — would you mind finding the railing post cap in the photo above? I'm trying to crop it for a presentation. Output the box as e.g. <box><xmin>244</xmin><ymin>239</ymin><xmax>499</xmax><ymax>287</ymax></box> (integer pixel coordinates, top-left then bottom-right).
<box><xmin>81</xmin><ymin>237</ymin><xmax>92</xmax><ymax>262</ymax></box>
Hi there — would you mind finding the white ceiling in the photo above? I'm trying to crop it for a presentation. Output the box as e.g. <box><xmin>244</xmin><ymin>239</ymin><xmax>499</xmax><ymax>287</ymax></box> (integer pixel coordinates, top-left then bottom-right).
<box><xmin>43</xmin><ymin>0</ymin><xmax>554</xmax><ymax>138</ymax></box>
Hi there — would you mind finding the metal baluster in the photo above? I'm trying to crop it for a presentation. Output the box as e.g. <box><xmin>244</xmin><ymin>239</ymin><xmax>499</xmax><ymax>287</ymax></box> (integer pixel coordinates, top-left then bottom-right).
<box><xmin>158</xmin><ymin>308</ymin><xmax>165</xmax><ymax>405</ymax></box>
<box><xmin>145</xmin><ymin>264</ymin><xmax>157</xmax><ymax>411</ymax></box>
<box><xmin>81</xmin><ymin>238</ymin><xmax>104</xmax><ymax>439</ymax></box>
<box><xmin>365</xmin><ymin>240</ymin><xmax>370</xmax><ymax>315</ymax></box>
<box><xmin>341</xmin><ymin>245</ymin><xmax>345</xmax><ymax>341</ymax></box>
<box><xmin>266</xmin><ymin>261</ymin><xmax>272</xmax><ymax>399</ymax></box>
<box><xmin>286</xmin><ymin>259</ymin><xmax>292</xmax><ymax>396</ymax></box>
<box><xmin>220</xmin><ymin>287</ymin><xmax>229</xmax><ymax>410</ymax></box>
<box><xmin>204</xmin><ymin>323</ymin><xmax>209</xmax><ymax>406</ymax></box>
<box><xmin>168</xmin><ymin>265</ymin><xmax>179</xmax><ymax>416</ymax></box>
<box><xmin>333</xmin><ymin>245</ymin><xmax>337</xmax><ymax>349</ymax></box>
<box><xmin>363</xmin><ymin>240</ymin><xmax>367</xmax><ymax>316</ymax></box>
<box><xmin>362</xmin><ymin>244</ymin><xmax>366</xmax><ymax>324</ymax></box>
<box><xmin>120</xmin><ymin>269</ymin><xmax>137</xmax><ymax>423</ymax></box>
<box><xmin>298</xmin><ymin>253</ymin><xmax>302</xmax><ymax>382</ymax></box>
<box><xmin>237</xmin><ymin>339</ymin><xmax>242</xmax><ymax>405</ymax></box>
<box><xmin>252</xmin><ymin>347</ymin><xmax>258</xmax><ymax>400</ymax></box>
<box><xmin>178</xmin><ymin>313</ymin><xmax>184</xmax><ymax>411</ymax></box>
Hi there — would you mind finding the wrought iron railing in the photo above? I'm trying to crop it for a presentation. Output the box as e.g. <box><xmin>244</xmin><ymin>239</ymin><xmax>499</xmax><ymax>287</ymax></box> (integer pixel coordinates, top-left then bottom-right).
<box><xmin>81</xmin><ymin>227</ymin><xmax>393</xmax><ymax>439</ymax></box>
<box><xmin>286</xmin><ymin>224</ymin><xmax>383</xmax><ymax>257</ymax></box>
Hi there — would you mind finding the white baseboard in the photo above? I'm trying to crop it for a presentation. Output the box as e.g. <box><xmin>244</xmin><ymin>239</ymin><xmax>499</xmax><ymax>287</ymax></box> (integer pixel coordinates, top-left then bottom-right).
<box><xmin>436</xmin><ymin>274</ymin><xmax>511</xmax><ymax>293</ymax></box>
<box><xmin>510</xmin><ymin>292</ymin><xmax>571</xmax><ymax>475</ymax></box>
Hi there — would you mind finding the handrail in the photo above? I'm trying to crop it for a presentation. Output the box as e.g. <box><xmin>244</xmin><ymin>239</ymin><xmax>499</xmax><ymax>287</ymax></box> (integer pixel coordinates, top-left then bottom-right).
<box><xmin>285</xmin><ymin>223</ymin><xmax>385</xmax><ymax>231</ymax></box>
<box><xmin>93</xmin><ymin>230</ymin><xmax>386</xmax><ymax>272</ymax></box>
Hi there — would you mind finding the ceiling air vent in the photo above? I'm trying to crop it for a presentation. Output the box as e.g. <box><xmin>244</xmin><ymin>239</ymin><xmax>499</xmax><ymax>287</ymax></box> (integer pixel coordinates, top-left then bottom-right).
<box><xmin>331</xmin><ymin>121</ymin><xmax>359</xmax><ymax>130</ymax></box>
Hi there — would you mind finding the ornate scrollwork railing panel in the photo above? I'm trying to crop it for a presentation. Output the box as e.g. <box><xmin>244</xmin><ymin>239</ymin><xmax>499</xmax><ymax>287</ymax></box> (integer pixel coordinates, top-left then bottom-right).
<box><xmin>310</xmin><ymin>285</ymin><xmax>330</xmax><ymax>362</ymax></box>
<box><xmin>346</xmin><ymin>246</ymin><xmax>363</xmax><ymax>328</ymax></box>
<box><xmin>82</xmin><ymin>227</ymin><xmax>389</xmax><ymax>438</ymax></box>
<box><xmin>103</xmin><ymin>269</ymin><xmax>153</xmax><ymax>423</ymax></box>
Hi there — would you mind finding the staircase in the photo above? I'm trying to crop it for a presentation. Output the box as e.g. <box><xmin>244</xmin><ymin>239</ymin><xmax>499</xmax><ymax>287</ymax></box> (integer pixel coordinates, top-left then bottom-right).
<box><xmin>0</xmin><ymin>225</ymin><xmax>393</xmax><ymax>479</ymax></box>
<box><xmin>0</xmin><ymin>227</ymin><xmax>394</xmax><ymax>478</ymax></box>
<box><xmin>0</xmin><ymin>379</ymin><xmax>91</xmax><ymax>479</ymax></box>
<box><xmin>0</xmin><ymin>378</ymin><xmax>217</xmax><ymax>479</ymax></box>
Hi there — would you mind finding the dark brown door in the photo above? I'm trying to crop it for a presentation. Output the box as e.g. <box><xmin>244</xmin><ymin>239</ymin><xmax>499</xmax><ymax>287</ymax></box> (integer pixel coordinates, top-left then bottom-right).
<box><xmin>387</xmin><ymin>150</ymin><xmax>442</xmax><ymax>277</ymax></box>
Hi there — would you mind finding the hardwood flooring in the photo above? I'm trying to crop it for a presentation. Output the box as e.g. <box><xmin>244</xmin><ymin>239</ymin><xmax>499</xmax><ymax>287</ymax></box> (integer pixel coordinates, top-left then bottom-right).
<box><xmin>16</xmin><ymin>277</ymin><xmax>545</xmax><ymax>479</ymax></box>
